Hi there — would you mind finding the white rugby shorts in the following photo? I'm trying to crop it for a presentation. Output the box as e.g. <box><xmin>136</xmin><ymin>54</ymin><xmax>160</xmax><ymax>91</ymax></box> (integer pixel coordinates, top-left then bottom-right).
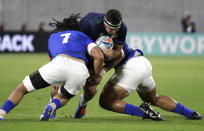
<box><xmin>23</xmin><ymin>55</ymin><xmax>90</xmax><ymax>95</ymax></box>
<box><xmin>110</xmin><ymin>56</ymin><xmax>155</xmax><ymax>94</ymax></box>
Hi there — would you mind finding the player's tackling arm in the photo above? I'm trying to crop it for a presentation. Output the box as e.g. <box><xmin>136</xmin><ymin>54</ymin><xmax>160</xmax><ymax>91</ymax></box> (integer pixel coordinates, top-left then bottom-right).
<box><xmin>103</xmin><ymin>50</ymin><xmax>125</xmax><ymax>72</ymax></box>
<box><xmin>89</xmin><ymin>45</ymin><xmax>104</xmax><ymax>85</ymax></box>
<box><xmin>102</xmin><ymin>43</ymin><xmax>123</xmax><ymax>60</ymax></box>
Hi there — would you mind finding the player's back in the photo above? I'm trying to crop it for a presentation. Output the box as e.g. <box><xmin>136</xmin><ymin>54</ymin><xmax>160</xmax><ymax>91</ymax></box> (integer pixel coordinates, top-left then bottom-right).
<box><xmin>48</xmin><ymin>30</ymin><xmax>93</xmax><ymax>64</ymax></box>
<box><xmin>81</xmin><ymin>12</ymin><xmax>104</xmax><ymax>23</ymax></box>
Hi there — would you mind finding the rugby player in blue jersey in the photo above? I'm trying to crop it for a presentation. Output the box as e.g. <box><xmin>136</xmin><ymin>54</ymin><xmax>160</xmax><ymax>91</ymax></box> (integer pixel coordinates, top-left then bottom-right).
<box><xmin>99</xmin><ymin>44</ymin><xmax>202</xmax><ymax>120</ymax></box>
<box><xmin>48</xmin><ymin>9</ymin><xmax>129</xmax><ymax>119</ymax></box>
<box><xmin>0</xmin><ymin>14</ymin><xmax>105</xmax><ymax>121</ymax></box>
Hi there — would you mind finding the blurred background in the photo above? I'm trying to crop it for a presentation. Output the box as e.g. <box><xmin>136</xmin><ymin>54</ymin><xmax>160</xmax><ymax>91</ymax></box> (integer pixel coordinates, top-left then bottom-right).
<box><xmin>0</xmin><ymin>0</ymin><xmax>204</xmax><ymax>55</ymax></box>
<box><xmin>1</xmin><ymin>0</ymin><xmax>204</xmax><ymax>32</ymax></box>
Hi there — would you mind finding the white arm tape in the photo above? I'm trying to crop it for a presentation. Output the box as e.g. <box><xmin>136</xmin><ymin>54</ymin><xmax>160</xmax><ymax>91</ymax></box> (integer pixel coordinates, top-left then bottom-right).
<box><xmin>87</xmin><ymin>43</ymin><xmax>97</xmax><ymax>55</ymax></box>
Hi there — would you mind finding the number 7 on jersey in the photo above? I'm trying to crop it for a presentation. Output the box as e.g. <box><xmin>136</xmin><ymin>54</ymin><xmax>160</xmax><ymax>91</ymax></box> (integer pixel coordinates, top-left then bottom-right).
<box><xmin>61</xmin><ymin>33</ymin><xmax>71</xmax><ymax>44</ymax></box>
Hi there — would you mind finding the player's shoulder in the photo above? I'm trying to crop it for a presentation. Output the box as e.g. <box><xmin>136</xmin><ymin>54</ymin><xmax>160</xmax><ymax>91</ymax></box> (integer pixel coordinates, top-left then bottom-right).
<box><xmin>68</xmin><ymin>30</ymin><xmax>91</xmax><ymax>39</ymax></box>
<box><xmin>82</xmin><ymin>12</ymin><xmax>105</xmax><ymax>22</ymax></box>
<box><xmin>80</xmin><ymin>12</ymin><xmax>104</xmax><ymax>31</ymax></box>
<box><xmin>85</xmin><ymin>12</ymin><xmax>105</xmax><ymax>18</ymax></box>
<box><xmin>57</xmin><ymin>30</ymin><xmax>82</xmax><ymax>35</ymax></box>
<box><xmin>120</xmin><ymin>22</ymin><xmax>127</xmax><ymax>31</ymax></box>
<box><xmin>50</xmin><ymin>30</ymin><xmax>88</xmax><ymax>38</ymax></box>
<box><xmin>71</xmin><ymin>30</ymin><xmax>93</xmax><ymax>41</ymax></box>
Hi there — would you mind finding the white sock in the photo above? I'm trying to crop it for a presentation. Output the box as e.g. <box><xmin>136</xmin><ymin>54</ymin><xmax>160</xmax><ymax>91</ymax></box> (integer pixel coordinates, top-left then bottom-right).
<box><xmin>49</xmin><ymin>102</ymin><xmax>57</xmax><ymax>110</ymax></box>
<box><xmin>79</xmin><ymin>94</ymin><xmax>88</xmax><ymax>107</ymax></box>
<box><xmin>0</xmin><ymin>109</ymin><xmax>6</xmax><ymax>119</ymax></box>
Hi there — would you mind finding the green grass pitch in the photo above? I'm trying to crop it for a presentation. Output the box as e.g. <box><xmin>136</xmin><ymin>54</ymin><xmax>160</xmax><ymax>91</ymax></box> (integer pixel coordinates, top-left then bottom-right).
<box><xmin>0</xmin><ymin>53</ymin><xmax>204</xmax><ymax>131</ymax></box>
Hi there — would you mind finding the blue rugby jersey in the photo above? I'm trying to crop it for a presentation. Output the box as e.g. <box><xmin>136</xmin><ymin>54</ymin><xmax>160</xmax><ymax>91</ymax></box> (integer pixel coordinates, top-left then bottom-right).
<box><xmin>79</xmin><ymin>12</ymin><xmax>127</xmax><ymax>45</ymax></box>
<box><xmin>48</xmin><ymin>30</ymin><xmax>94</xmax><ymax>65</ymax></box>
<box><xmin>116</xmin><ymin>43</ymin><xmax>144</xmax><ymax>67</ymax></box>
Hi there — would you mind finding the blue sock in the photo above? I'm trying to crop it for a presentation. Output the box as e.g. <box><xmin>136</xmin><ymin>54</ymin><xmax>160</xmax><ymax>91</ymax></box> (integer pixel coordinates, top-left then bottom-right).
<box><xmin>51</xmin><ymin>99</ymin><xmax>62</xmax><ymax>110</ymax></box>
<box><xmin>174</xmin><ymin>103</ymin><xmax>194</xmax><ymax>118</ymax></box>
<box><xmin>1</xmin><ymin>100</ymin><xmax>15</xmax><ymax>113</ymax></box>
<box><xmin>124</xmin><ymin>103</ymin><xmax>145</xmax><ymax>117</ymax></box>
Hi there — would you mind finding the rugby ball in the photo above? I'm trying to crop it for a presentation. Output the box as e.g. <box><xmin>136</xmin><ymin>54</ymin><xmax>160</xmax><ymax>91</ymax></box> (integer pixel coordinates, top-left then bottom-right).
<box><xmin>95</xmin><ymin>36</ymin><xmax>114</xmax><ymax>50</ymax></box>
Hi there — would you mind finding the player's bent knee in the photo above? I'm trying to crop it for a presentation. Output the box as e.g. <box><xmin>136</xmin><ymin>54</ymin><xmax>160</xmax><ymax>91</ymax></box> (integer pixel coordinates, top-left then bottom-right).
<box><xmin>23</xmin><ymin>71</ymin><xmax>50</xmax><ymax>92</ymax></box>
<box><xmin>60</xmin><ymin>84</ymin><xmax>75</xmax><ymax>99</ymax></box>
<box><xmin>99</xmin><ymin>99</ymin><xmax>107</xmax><ymax>109</ymax></box>
<box><xmin>99</xmin><ymin>94</ymin><xmax>110</xmax><ymax>110</ymax></box>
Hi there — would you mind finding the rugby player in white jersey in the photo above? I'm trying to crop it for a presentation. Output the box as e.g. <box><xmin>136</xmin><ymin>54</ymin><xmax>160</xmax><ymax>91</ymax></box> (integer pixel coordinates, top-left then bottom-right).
<box><xmin>48</xmin><ymin>9</ymin><xmax>127</xmax><ymax>118</ymax></box>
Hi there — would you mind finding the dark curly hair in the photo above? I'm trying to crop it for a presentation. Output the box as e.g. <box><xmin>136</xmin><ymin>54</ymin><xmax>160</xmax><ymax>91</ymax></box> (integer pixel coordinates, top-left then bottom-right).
<box><xmin>49</xmin><ymin>13</ymin><xmax>81</xmax><ymax>33</ymax></box>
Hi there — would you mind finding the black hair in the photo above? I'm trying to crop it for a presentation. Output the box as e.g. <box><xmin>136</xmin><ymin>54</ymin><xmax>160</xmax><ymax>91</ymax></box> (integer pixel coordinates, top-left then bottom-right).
<box><xmin>49</xmin><ymin>13</ymin><xmax>81</xmax><ymax>33</ymax></box>
<box><xmin>105</xmin><ymin>9</ymin><xmax>122</xmax><ymax>25</ymax></box>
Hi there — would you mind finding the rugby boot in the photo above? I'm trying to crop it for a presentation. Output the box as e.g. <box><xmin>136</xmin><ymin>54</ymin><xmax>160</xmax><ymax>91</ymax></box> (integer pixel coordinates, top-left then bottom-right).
<box><xmin>139</xmin><ymin>102</ymin><xmax>165</xmax><ymax>121</ymax></box>
<box><xmin>189</xmin><ymin>112</ymin><xmax>202</xmax><ymax>120</ymax></box>
<box><xmin>74</xmin><ymin>95</ymin><xmax>87</xmax><ymax>119</ymax></box>
<box><xmin>40</xmin><ymin>105</ymin><xmax>53</xmax><ymax>121</ymax></box>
